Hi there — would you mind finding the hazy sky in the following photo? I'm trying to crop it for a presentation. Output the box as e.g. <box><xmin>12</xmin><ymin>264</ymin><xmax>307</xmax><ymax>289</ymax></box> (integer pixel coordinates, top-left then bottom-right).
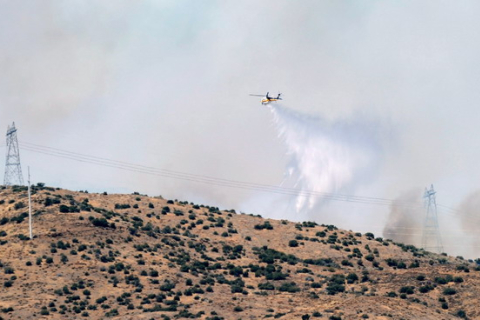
<box><xmin>2</xmin><ymin>1</ymin><xmax>480</xmax><ymax>256</ymax></box>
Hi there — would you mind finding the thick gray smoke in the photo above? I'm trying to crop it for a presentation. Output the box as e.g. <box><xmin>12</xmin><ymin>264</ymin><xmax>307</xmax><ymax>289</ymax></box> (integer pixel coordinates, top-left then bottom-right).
<box><xmin>383</xmin><ymin>190</ymin><xmax>423</xmax><ymax>245</ymax></box>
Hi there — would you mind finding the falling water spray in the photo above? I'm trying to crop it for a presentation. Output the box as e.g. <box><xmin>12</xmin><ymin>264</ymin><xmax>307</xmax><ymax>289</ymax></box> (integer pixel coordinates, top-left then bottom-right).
<box><xmin>268</xmin><ymin>104</ymin><xmax>384</xmax><ymax>215</ymax></box>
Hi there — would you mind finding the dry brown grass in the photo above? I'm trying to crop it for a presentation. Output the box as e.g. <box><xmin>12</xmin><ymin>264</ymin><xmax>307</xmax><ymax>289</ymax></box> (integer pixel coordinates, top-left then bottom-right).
<box><xmin>0</xmin><ymin>185</ymin><xmax>479</xmax><ymax>320</ymax></box>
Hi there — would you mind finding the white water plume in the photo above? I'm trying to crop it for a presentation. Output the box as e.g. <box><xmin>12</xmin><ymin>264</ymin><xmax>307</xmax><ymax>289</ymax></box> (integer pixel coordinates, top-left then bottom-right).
<box><xmin>269</xmin><ymin>104</ymin><xmax>385</xmax><ymax>215</ymax></box>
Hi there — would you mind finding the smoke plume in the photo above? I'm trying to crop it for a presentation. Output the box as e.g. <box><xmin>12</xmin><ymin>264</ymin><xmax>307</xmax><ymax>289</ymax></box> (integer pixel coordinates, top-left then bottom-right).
<box><xmin>456</xmin><ymin>191</ymin><xmax>480</xmax><ymax>258</ymax></box>
<box><xmin>383</xmin><ymin>190</ymin><xmax>423</xmax><ymax>245</ymax></box>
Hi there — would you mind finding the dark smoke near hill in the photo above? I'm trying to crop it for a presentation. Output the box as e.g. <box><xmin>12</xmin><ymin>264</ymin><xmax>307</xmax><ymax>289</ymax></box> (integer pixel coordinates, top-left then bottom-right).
<box><xmin>383</xmin><ymin>190</ymin><xmax>423</xmax><ymax>245</ymax></box>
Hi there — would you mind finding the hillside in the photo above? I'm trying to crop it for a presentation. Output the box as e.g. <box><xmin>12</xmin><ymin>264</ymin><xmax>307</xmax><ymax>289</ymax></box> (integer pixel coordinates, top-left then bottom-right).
<box><xmin>0</xmin><ymin>185</ymin><xmax>479</xmax><ymax>320</ymax></box>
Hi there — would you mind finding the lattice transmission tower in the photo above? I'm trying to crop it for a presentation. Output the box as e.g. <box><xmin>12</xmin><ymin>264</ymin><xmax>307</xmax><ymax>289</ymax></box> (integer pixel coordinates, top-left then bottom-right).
<box><xmin>4</xmin><ymin>122</ymin><xmax>24</xmax><ymax>186</ymax></box>
<box><xmin>421</xmin><ymin>185</ymin><xmax>443</xmax><ymax>254</ymax></box>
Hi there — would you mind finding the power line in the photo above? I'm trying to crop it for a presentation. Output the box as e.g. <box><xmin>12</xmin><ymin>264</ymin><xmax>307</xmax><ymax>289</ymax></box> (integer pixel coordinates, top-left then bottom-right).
<box><xmin>19</xmin><ymin>141</ymin><xmax>420</xmax><ymax>209</ymax></box>
<box><xmin>17</xmin><ymin>140</ymin><xmax>480</xmax><ymax>226</ymax></box>
<box><xmin>20</xmin><ymin>141</ymin><xmax>401</xmax><ymax>204</ymax></box>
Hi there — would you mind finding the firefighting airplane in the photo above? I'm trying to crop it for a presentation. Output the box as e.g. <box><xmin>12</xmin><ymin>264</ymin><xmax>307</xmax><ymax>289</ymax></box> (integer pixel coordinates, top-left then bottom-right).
<box><xmin>249</xmin><ymin>92</ymin><xmax>282</xmax><ymax>105</ymax></box>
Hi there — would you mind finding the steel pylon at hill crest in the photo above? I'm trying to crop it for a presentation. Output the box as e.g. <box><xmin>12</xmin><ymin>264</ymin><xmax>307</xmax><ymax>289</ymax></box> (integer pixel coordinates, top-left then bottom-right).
<box><xmin>421</xmin><ymin>185</ymin><xmax>443</xmax><ymax>254</ymax></box>
<box><xmin>4</xmin><ymin>122</ymin><xmax>24</xmax><ymax>186</ymax></box>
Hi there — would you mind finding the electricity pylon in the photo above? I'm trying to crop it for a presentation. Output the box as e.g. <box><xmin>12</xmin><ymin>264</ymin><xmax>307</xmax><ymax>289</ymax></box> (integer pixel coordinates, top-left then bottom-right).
<box><xmin>4</xmin><ymin>122</ymin><xmax>24</xmax><ymax>186</ymax></box>
<box><xmin>421</xmin><ymin>185</ymin><xmax>443</xmax><ymax>254</ymax></box>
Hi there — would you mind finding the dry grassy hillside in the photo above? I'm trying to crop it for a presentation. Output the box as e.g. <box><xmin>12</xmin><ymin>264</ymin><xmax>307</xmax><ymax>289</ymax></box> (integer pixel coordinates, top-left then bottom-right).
<box><xmin>0</xmin><ymin>185</ymin><xmax>479</xmax><ymax>320</ymax></box>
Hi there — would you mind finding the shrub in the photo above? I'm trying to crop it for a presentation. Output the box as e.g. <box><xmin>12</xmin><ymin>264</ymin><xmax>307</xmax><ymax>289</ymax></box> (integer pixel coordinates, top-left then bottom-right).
<box><xmin>278</xmin><ymin>282</ymin><xmax>300</xmax><ymax>293</ymax></box>
<box><xmin>10</xmin><ymin>212</ymin><xmax>28</xmax><ymax>223</ymax></box>
<box><xmin>443</xmin><ymin>287</ymin><xmax>457</xmax><ymax>295</ymax></box>
<box><xmin>399</xmin><ymin>286</ymin><xmax>414</xmax><ymax>295</ymax></box>
<box><xmin>365</xmin><ymin>254</ymin><xmax>375</xmax><ymax>262</ymax></box>
<box><xmin>341</xmin><ymin>260</ymin><xmax>353</xmax><ymax>267</ymax></box>
<box><xmin>327</xmin><ymin>275</ymin><xmax>345</xmax><ymax>295</ymax></box>
<box><xmin>346</xmin><ymin>273</ymin><xmax>358</xmax><ymax>284</ymax></box>
<box><xmin>4</xmin><ymin>267</ymin><xmax>14</xmax><ymax>274</ymax></box>
<box><xmin>457</xmin><ymin>310</ymin><xmax>467</xmax><ymax>318</ymax></box>
<box><xmin>14</xmin><ymin>202</ymin><xmax>25</xmax><ymax>210</ymax></box>
<box><xmin>316</xmin><ymin>231</ymin><xmax>326</xmax><ymax>237</ymax></box>
<box><xmin>419</xmin><ymin>285</ymin><xmax>434</xmax><ymax>293</ymax></box>
<box><xmin>91</xmin><ymin>218</ymin><xmax>113</xmax><ymax>228</ymax></box>
<box><xmin>288</xmin><ymin>240</ymin><xmax>299</xmax><ymax>247</ymax></box>
<box><xmin>254</xmin><ymin>221</ymin><xmax>273</xmax><ymax>230</ymax></box>
<box><xmin>258</xmin><ymin>282</ymin><xmax>275</xmax><ymax>290</ymax></box>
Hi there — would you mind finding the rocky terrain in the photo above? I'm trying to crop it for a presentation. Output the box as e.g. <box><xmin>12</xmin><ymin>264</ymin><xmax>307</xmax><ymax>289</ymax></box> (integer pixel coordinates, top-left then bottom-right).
<box><xmin>0</xmin><ymin>185</ymin><xmax>479</xmax><ymax>320</ymax></box>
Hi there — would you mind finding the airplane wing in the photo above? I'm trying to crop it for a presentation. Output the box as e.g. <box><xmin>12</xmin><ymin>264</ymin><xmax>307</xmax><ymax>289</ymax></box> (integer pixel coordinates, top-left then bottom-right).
<box><xmin>249</xmin><ymin>94</ymin><xmax>265</xmax><ymax>97</ymax></box>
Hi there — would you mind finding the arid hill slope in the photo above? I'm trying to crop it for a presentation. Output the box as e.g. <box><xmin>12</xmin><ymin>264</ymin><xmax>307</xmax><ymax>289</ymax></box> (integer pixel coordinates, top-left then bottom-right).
<box><xmin>0</xmin><ymin>185</ymin><xmax>479</xmax><ymax>320</ymax></box>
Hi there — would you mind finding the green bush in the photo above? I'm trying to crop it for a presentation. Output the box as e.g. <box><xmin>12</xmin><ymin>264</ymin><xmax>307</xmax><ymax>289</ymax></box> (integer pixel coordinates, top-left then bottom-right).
<box><xmin>399</xmin><ymin>286</ymin><xmax>414</xmax><ymax>295</ymax></box>
<box><xmin>14</xmin><ymin>202</ymin><xmax>25</xmax><ymax>210</ymax></box>
<box><xmin>288</xmin><ymin>240</ymin><xmax>299</xmax><ymax>247</ymax></box>
<box><xmin>254</xmin><ymin>221</ymin><xmax>273</xmax><ymax>230</ymax></box>
<box><xmin>457</xmin><ymin>310</ymin><xmax>467</xmax><ymax>318</ymax></box>
<box><xmin>10</xmin><ymin>212</ymin><xmax>28</xmax><ymax>223</ymax></box>
<box><xmin>327</xmin><ymin>275</ymin><xmax>345</xmax><ymax>295</ymax></box>
<box><xmin>419</xmin><ymin>285</ymin><xmax>434</xmax><ymax>293</ymax></box>
<box><xmin>365</xmin><ymin>254</ymin><xmax>374</xmax><ymax>262</ymax></box>
<box><xmin>4</xmin><ymin>267</ymin><xmax>14</xmax><ymax>274</ymax></box>
<box><xmin>258</xmin><ymin>282</ymin><xmax>275</xmax><ymax>290</ymax></box>
<box><xmin>91</xmin><ymin>218</ymin><xmax>115</xmax><ymax>228</ymax></box>
<box><xmin>278</xmin><ymin>282</ymin><xmax>300</xmax><ymax>293</ymax></box>
<box><xmin>443</xmin><ymin>287</ymin><xmax>457</xmax><ymax>295</ymax></box>
<box><xmin>346</xmin><ymin>273</ymin><xmax>358</xmax><ymax>284</ymax></box>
